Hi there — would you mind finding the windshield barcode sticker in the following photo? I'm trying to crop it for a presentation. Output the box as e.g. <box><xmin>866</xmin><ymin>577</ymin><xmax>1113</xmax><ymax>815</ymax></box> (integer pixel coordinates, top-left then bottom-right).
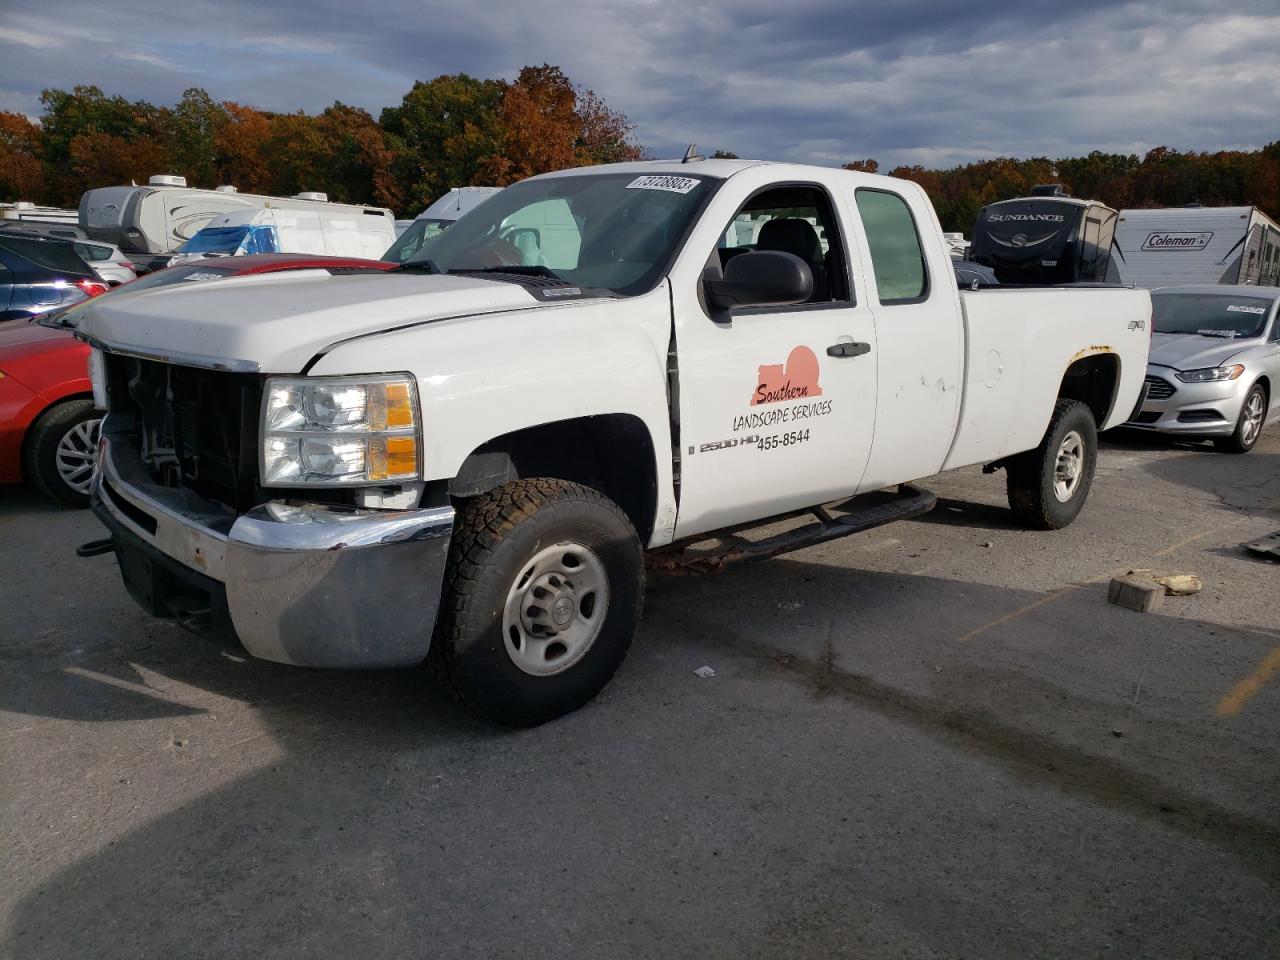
<box><xmin>627</xmin><ymin>175</ymin><xmax>700</xmax><ymax>194</ymax></box>
<box><xmin>1226</xmin><ymin>304</ymin><xmax>1266</xmax><ymax>314</ymax></box>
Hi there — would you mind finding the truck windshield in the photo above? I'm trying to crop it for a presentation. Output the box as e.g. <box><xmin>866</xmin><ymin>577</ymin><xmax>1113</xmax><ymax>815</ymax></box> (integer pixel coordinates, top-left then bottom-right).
<box><xmin>403</xmin><ymin>172</ymin><xmax>717</xmax><ymax>296</ymax></box>
<box><xmin>1151</xmin><ymin>293</ymin><xmax>1274</xmax><ymax>339</ymax></box>
<box><xmin>180</xmin><ymin>225</ymin><xmax>278</xmax><ymax>256</ymax></box>
<box><xmin>383</xmin><ymin>218</ymin><xmax>452</xmax><ymax>263</ymax></box>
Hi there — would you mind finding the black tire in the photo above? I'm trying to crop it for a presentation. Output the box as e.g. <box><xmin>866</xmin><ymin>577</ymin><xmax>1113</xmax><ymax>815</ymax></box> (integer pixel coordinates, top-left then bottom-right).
<box><xmin>23</xmin><ymin>399</ymin><xmax>101</xmax><ymax>508</ymax></box>
<box><xmin>1006</xmin><ymin>399</ymin><xmax>1097</xmax><ymax>530</ymax></box>
<box><xmin>434</xmin><ymin>478</ymin><xmax>644</xmax><ymax>726</ymax></box>
<box><xmin>1213</xmin><ymin>383</ymin><xmax>1267</xmax><ymax>454</ymax></box>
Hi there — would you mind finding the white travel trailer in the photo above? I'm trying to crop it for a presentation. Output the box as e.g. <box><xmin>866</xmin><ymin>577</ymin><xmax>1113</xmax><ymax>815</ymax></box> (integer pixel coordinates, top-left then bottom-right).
<box><xmin>0</xmin><ymin>201</ymin><xmax>79</xmax><ymax>225</ymax></box>
<box><xmin>171</xmin><ymin>206</ymin><xmax>395</xmax><ymax>263</ymax></box>
<box><xmin>79</xmin><ymin>175</ymin><xmax>395</xmax><ymax>258</ymax></box>
<box><xmin>1113</xmin><ymin>206</ymin><xmax>1280</xmax><ymax>288</ymax></box>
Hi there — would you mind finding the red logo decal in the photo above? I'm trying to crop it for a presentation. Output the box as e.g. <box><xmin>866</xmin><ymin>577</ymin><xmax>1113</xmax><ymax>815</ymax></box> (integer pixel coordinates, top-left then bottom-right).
<box><xmin>752</xmin><ymin>346</ymin><xmax>823</xmax><ymax>406</ymax></box>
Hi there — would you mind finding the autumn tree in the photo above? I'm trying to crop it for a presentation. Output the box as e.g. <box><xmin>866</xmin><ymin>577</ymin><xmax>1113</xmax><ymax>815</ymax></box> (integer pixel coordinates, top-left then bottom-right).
<box><xmin>38</xmin><ymin>85</ymin><xmax>165</xmax><ymax>204</ymax></box>
<box><xmin>842</xmin><ymin>159</ymin><xmax>878</xmax><ymax>173</ymax></box>
<box><xmin>0</xmin><ymin>112</ymin><xmax>44</xmax><ymax>199</ymax></box>
<box><xmin>214</xmin><ymin>103</ymin><xmax>273</xmax><ymax>192</ymax></box>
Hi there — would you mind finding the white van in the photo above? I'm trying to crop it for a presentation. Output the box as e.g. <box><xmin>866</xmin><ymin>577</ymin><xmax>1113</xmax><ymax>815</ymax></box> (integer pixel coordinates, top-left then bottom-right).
<box><xmin>80</xmin><ymin>175</ymin><xmax>396</xmax><ymax>259</ymax></box>
<box><xmin>382</xmin><ymin>186</ymin><xmax>502</xmax><ymax>262</ymax></box>
<box><xmin>171</xmin><ymin>206</ymin><xmax>395</xmax><ymax>263</ymax></box>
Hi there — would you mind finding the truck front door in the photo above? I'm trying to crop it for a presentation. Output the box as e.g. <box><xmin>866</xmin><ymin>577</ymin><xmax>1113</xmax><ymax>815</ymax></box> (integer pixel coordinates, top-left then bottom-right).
<box><xmin>670</xmin><ymin>178</ymin><xmax>878</xmax><ymax>538</ymax></box>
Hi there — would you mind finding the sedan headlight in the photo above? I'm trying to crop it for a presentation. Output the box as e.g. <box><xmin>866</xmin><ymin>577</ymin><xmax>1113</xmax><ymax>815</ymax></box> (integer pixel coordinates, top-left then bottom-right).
<box><xmin>261</xmin><ymin>374</ymin><xmax>420</xmax><ymax>486</ymax></box>
<box><xmin>1174</xmin><ymin>364</ymin><xmax>1245</xmax><ymax>383</ymax></box>
<box><xmin>88</xmin><ymin>348</ymin><xmax>108</xmax><ymax>409</ymax></box>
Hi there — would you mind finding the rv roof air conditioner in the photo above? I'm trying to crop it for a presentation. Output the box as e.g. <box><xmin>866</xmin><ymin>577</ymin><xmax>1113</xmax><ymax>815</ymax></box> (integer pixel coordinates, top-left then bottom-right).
<box><xmin>214</xmin><ymin>185</ymin><xmax>238</xmax><ymax>193</ymax></box>
<box><xmin>294</xmin><ymin>191</ymin><xmax>328</xmax><ymax>202</ymax></box>
<box><xmin>1029</xmin><ymin>184</ymin><xmax>1068</xmax><ymax>198</ymax></box>
<box><xmin>149</xmin><ymin>174</ymin><xmax>188</xmax><ymax>188</ymax></box>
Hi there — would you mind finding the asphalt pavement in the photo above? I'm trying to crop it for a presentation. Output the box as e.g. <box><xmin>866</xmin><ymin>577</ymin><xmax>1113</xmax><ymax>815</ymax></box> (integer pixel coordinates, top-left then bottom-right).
<box><xmin>2</xmin><ymin>429</ymin><xmax>1278</xmax><ymax>959</ymax></box>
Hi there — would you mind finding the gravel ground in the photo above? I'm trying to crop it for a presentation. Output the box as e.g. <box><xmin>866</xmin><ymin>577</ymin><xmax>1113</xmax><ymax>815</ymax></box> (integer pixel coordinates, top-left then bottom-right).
<box><xmin>2</xmin><ymin>429</ymin><xmax>1278</xmax><ymax>959</ymax></box>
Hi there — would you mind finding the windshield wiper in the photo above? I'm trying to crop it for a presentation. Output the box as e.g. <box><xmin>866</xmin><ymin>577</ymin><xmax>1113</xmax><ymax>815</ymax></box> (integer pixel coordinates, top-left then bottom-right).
<box><xmin>396</xmin><ymin>258</ymin><xmax>444</xmax><ymax>274</ymax></box>
<box><xmin>456</xmin><ymin>264</ymin><xmax>562</xmax><ymax>280</ymax></box>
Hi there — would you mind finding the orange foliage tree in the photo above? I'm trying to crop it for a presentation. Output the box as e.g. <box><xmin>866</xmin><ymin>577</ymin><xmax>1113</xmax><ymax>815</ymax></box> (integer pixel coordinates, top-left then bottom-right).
<box><xmin>0</xmin><ymin>112</ymin><xmax>44</xmax><ymax>200</ymax></box>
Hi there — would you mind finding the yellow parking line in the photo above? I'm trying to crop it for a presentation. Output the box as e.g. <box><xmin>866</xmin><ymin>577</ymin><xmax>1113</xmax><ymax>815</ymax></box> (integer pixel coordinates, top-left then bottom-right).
<box><xmin>956</xmin><ymin>586</ymin><xmax>1081</xmax><ymax>643</ymax></box>
<box><xmin>1154</xmin><ymin>528</ymin><xmax>1217</xmax><ymax>557</ymax></box>
<box><xmin>1216</xmin><ymin>646</ymin><xmax>1280</xmax><ymax>717</ymax></box>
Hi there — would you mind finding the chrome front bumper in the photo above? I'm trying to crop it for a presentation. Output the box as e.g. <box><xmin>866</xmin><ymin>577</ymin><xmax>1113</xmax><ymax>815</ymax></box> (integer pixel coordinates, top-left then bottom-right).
<box><xmin>1123</xmin><ymin>366</ymin><xmax>1248</xmax><ymax>436</ymax></box>
<box><xmin>92</xmin><ymin>435</ymin><xmax>454</xmax><ymax>668</ymax></box>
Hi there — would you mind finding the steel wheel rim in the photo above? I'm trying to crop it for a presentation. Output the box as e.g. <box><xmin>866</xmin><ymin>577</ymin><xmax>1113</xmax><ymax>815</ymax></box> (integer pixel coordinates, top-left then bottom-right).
<box><xmin>55</xmin><ymin>417</ymin><xmax>101</xmax><ymax>494</ymax></box>
<box><xmin>1241</xmin><ymin>391</ymin><xmax>1264</xmax><ymax>446</ymax></box>
<box><xmin>1053</xmin><ymin>430</ymin><xmax>1084</xmax><ymax>502</ymax></box>
<box><xmin>502</xmin><ymin>541</ymin><xmax>610</xmax><ymax>677</ymax></box>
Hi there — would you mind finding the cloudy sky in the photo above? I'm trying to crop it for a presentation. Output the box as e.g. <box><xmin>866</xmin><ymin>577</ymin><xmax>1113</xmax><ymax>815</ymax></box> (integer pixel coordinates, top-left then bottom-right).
<box><xmin>1</xmin><ymin>0</ymin><xmax>1277</xmax><ymax>169</ymax></box>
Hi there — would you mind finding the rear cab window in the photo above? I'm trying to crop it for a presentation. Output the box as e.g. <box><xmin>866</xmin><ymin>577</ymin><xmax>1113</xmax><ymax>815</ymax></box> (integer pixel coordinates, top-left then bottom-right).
<box><xmin>854</xmin><ymin>189</ymin><xmax>929</xmax><ymax>303</ymax></box>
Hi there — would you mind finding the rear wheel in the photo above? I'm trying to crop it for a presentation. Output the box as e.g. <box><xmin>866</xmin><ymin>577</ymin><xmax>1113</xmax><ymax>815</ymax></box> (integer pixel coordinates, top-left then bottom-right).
<box><xmin>1006</xmin><ymin>399</ymin><xmax>1097</xmax><ymax>530</ymax></box>
<box><xmin>1214</xmin><ymin>383</ymin><xmax>1266</xmax><ymax>454</ymax></box>
<box><xmin>24</xmin><ymin>399</ymin><xmax>100</xmax><ymax>507</ymax></box>
<box><xmin>434</xmin><ymin>478</ymin><xmax>644</xmax><ymax>726</ymax></box>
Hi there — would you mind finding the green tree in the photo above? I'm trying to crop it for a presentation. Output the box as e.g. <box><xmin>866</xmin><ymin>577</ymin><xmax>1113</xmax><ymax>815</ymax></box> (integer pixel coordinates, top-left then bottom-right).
<box><xmin>380</xmin><ymin>73</ymin><xmax>506</xmax><ymax>210</ymax></box>
<box><xmin>162</xmin><ymin>88</ymin><xmax>228</xmax><ymax>186</ymax></box>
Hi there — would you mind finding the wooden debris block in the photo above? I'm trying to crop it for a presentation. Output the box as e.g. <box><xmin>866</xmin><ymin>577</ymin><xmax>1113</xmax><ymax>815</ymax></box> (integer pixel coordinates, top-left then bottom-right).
<box><xmin>1108</xmin><ymin>575</ymin><xmax>1165</xmax><ymax>613</ymax></box>
<box><xmin>1125</xmin><ymin>569</ymin><xmax>1203</xmax><ymax>596</ymax></box>
<box><xmin>1152</xmin><ymin>573</ymin><xmax>1202</xmax><ymax>596</ymax></box>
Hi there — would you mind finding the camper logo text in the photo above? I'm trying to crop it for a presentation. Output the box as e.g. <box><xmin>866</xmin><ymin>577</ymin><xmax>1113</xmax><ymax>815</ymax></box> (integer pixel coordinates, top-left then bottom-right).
<box><xmin>986</xmin><ymin>213</ymin><xmax>1066</xmax><ymax>223</ymax></box>
<box><xmin>1142</xmin><ymin>231</ymin><xmax>1213</xmax><ymax>251</ymax></box>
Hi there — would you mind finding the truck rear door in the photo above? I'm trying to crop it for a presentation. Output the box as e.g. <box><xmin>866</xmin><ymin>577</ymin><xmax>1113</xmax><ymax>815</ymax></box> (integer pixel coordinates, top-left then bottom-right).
<box><xmin>841</xmin><ymin>183</ymin><xmax>964</xmax><ymax>490</ymax></box>
<box><xmin>670</xmin><ymin>173</ymin><xmax>878</xmax><ymax>538</ymax></box>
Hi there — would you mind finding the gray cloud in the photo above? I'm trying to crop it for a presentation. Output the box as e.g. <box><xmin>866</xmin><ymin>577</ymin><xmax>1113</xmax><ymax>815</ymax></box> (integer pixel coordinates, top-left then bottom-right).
<box><xmin>1</xmin><ymin>0</ymin><xmax>1276</xmax><ymax>169</ymax></box>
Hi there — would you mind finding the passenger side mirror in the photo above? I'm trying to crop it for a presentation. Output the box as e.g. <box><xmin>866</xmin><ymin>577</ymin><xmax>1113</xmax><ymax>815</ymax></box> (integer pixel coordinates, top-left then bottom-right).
<box><xmin>704</xmin><ymin>251</ymin><xmax>813</xmax><ymax>311</ymax></box>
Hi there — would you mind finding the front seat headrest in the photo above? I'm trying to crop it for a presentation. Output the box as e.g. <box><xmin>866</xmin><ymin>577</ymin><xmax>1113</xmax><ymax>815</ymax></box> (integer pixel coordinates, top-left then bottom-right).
<box><xmin>757</xmin><ymin>218</ymin><xmax>821</xmax><ymax>263</ymax></box>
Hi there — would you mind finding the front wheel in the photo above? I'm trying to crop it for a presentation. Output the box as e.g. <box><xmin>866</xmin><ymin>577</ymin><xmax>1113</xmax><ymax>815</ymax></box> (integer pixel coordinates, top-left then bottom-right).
<box><xmin>23</xmin><ymin>399</ymin><xmax>101</xmax><ymax>507</ymax></box>
<box><xmin>434</xmin><ymin>478</ymin><xmax>644</xmax><ymax>726</ymax></box>
<box><xmin>1006</xmin><ymin>399</ymin><xmax>1097</xmax><ymax>530</ymax></box>
<box><xmin>1213</xmin><ymin>383</ymin><xmax>1267</xmax><ymax>454</ymax></box>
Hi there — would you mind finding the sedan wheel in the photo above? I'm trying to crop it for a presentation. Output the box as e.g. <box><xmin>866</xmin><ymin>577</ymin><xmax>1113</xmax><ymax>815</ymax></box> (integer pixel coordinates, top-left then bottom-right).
<box><xmin>55</xmin><ymin>417</ymin><xmax>100</xmax><ymax>495</ymax></box>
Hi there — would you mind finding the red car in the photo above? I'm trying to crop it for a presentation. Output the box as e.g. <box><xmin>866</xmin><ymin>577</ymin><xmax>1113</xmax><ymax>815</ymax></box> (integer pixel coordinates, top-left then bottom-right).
<box><xmin>0</xmin><ymin>255</ymin><xmax>395</xmax><ymax>506</ymax></box>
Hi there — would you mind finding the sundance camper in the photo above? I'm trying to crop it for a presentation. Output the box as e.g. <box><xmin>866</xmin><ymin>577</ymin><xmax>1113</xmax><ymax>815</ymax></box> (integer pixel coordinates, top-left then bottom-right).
<box><xmin>79</xmin><ymin>175</ymin><xmax>395</xmax><ymax>260</ymax></box>
<box><xmin>1112</xmin><ymin>206</ymin><xmax>1280</xmax><ymax>288</ymax></box>
<box><xmin>969</xmin><ymin>185</ymin><xmax>1118</xmax><ymax>285</ymax></box>
<box><xmin>172</xmin><ymin>206</ymin><xmax>395</xmax><ymax>263</ymax></box>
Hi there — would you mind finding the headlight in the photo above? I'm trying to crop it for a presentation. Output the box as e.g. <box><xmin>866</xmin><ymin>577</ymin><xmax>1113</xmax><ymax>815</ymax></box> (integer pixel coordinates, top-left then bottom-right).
<box><xmin>88</xmin><ymin>348</ymin><xmax>108</xmax><ymax>409</ymax></box>
<box><xmin>1174</xmin><ymin>364</ymin><xmax>1245</xmax><ymax>383</ymax></box>
<box><xmin>261</xmin><ymin>374</ymin><xmax>420</xmax><ymax>486</ymax></box>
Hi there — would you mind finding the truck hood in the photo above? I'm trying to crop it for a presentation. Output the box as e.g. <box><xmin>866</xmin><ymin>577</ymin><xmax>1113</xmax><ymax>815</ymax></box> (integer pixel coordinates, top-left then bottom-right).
<box><xmin>1148</xmin><ymin>332</ymin><xmax>1254</xmax><ymax>372</ymax></box>
<box><xmin>75</xmin><ymin>269</ymin><xmax>542</xmax><ymax>372</ymax></box>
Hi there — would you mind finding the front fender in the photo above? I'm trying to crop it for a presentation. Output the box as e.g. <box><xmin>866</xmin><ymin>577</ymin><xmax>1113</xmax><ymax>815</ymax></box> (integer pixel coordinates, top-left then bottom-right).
<box><xmin>310</xmin><ymin>283</ymin><xmax>679</xmax><ymax>543</ymax></box>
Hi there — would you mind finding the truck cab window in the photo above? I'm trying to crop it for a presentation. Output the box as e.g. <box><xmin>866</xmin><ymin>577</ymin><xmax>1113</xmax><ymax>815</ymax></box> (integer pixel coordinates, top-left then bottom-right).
<box><xmin>855</xmin><ymin>189</ymin><xmax>928</xmax><ymax>303</ymax></box>
<box><xmin>715</xmin><ymin>185</ymin><xmax>851</xmax><ymax>304</ymax></box>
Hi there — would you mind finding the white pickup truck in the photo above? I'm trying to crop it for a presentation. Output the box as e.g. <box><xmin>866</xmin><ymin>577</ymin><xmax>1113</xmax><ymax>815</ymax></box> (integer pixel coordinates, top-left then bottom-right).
<box><xmin>76</xmin><ymin>160</ymin><xmax>1152</xmax><ymax>725</ymax></box>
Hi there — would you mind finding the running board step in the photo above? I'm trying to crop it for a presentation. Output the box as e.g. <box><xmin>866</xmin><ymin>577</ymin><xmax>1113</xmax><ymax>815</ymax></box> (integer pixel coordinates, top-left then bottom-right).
<box><xmin>650</xmin><ymin>483</ymin><xmax>936</xmax><ymax>574</ymax></box>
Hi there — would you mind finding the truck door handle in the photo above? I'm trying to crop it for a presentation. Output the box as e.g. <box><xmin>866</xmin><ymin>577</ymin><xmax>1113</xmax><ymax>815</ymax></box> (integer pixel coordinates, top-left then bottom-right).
<box><xmin>827</xmin><ymin>341</ymin><xmax>871</xmax><ymax>359</ymax></box>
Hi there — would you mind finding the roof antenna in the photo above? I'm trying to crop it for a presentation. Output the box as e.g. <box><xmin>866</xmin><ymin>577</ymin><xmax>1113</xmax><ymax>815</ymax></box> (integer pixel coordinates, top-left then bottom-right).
<box><xmin>682</xmin><ymin>143</ymin><xmax>704</xmax><ymax>164</ymax></box>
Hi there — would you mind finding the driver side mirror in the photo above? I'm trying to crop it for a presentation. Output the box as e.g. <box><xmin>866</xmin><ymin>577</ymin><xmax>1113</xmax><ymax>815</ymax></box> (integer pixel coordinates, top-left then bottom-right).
<box><xmin>704</xmin><ymin>251</ymin><xmax>813</xmax><ymax>311</ymax></box>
